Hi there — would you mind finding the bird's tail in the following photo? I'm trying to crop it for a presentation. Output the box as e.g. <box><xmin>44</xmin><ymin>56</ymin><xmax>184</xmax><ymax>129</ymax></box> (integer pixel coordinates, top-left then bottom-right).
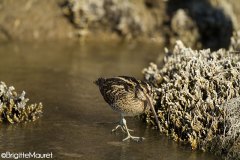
<box><xmin>94</xmin><ymin>77</ymin><xmax>105</xmax><ymax>86</ymax></box>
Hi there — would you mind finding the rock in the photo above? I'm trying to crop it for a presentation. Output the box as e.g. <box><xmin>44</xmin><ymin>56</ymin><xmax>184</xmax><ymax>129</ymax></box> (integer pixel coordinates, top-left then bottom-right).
<box><xmin>164</xmin><ymin>0</ymin><xmax>235</xmax><ymax>50</ymax></box>
<box><xmin>61</xmin><ymin>0</ymin><xmax>165</xmax><ymax>39</ymax></box>
<box><xmin>142</xmin><ymin>40</ymin><xmax>240</xmax><ymax>159</ymax></box>
<box><xmin>230</xmin><ymin>30</ymin><xmax>240</xmax><ymax>51</ymax></box>
<box><xmin>0</xmin><ymin>81</ymin><xmax>43</xmax><ymax>123</ymax></box>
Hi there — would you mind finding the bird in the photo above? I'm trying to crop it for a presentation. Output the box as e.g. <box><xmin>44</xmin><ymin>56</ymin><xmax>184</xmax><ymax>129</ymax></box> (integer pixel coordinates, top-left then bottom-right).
<box><xmin>95</xmin><ymin>76</ymin><xmax>161</xmax><ymax>142</ymax></box>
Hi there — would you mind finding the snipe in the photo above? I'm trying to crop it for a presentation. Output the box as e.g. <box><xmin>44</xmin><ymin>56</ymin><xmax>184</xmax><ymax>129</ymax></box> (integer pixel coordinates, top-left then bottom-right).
<box><xmin>95</xmin><ymin>76</ymin><xmax>160</xmax><ymax>142</ymax></box>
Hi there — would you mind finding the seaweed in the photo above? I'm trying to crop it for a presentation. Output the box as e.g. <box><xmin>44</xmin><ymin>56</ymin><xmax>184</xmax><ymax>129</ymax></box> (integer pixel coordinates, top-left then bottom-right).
<box><xmin>142</xmin><ymin>40</ymin><xmax>240</xmax><ymax>159</ymax></box>
<box><xmin>230</xmin><ymin>30</ymin><xmax>240</xmax><ymax>52</ymax></box>
<box><xmin>0</xmin><ymin>82</ymin><xmax>43</xmax><ymax>123</ymax></box>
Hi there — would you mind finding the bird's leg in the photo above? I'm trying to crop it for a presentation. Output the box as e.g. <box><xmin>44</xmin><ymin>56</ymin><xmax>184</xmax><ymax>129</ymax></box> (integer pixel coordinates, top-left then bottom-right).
<box><xmin>111</xmin><ymin>116</ymin><xmax>134</xmax><ymax>133</ymax></box>
<box><xmin>121</xmin><ymin>117</ymin><xmax>145</xmax><ymax>142</ymax></box>
<box><xmin>112</xmin><ymin>115</ymin><xmax>126</xmax><ymax>133</ymax></box>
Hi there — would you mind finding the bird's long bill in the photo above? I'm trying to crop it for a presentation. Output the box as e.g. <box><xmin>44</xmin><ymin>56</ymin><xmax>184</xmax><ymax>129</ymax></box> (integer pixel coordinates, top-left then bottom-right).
<box><xmin>146</xmin><ymin>96</ymin><xmax>161</xmax><ymax>132</ymax></box>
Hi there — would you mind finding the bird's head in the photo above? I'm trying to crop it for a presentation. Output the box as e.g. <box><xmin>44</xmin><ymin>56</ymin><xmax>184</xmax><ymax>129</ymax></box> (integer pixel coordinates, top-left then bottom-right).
<box><xmin>94</xmin><ymin>77</ymin><xmax>105</xmax><ymax>86</ymax></box>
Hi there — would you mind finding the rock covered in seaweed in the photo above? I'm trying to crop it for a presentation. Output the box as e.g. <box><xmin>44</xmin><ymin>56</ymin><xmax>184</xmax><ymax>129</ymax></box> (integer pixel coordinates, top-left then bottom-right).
<box><xmin>0</xmin><ymin>82</ymin><xmax>43</xmax><ymax>123</ymax></box>
<box><xmin>142</xmin><ymin>41</ymin><xmax>240</xmax><ymax>159</ymax></box>
<box><xmin>230</xmin><ymin>30</ymin><xmax>240</xmax><ymax>51</ymax></box>
<box><xmin>213</xmin><ymin>98</ymin><xmax>240</xmax><ymax>159</ymax></box>
<box><xmin>165</xmin><ymin>0</ymin><xmax>234</xmax><ymax>50</ymax></box>
<box><xmin>61</xmin><ymin>0</ymin><xmax>164</xmax><ymax>39</ymax></box>
<box><xmin>169</xmin><ymin>9</ymin><xmax>200</xmax><ymax>49</ymax></box>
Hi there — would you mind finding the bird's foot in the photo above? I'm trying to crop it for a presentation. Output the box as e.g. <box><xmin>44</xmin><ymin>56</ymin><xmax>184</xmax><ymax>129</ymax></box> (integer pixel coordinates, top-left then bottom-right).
<box><xmin>113</xmin><ymin>117</ymin><xmax>142</xmax><ymax>142</ymax></box>
<box><xmin>122</xmin><ymin>125</ymin><xmax>134</xmax><ymax>132</ymax></box>
<box><xmin>112</xmin><ymin>124</ymin><xmax>134</xmax><ymax>133</ymax></box>
<box><xmin>112</xmin><ymin>125</ymin><xmax>125</xmax><ymax>133</ymax></box>
<box><xmin>128</xmin><ymin>129</ymin><xmax>134</xmax><ymax>132</ymax></box>
<box><xmin>122</xmin><ymin>135</ymin><xmax>145</xmax><ymax>142</ymax></box>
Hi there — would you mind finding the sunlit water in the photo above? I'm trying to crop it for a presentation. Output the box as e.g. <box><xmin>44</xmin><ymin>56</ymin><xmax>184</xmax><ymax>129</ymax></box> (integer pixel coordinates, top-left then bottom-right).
<box><xmin>0</xmin><ymin>41</ymin><xmax>219</xmax><ymax>160</ymax></box>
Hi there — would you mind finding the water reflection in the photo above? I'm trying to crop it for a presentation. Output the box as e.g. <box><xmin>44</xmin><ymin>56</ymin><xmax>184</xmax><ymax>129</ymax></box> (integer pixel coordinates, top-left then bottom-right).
<box><xmin>0</xmin><ymin>41</ymin><xmax>218</xmax><ymax>159</ymax></box>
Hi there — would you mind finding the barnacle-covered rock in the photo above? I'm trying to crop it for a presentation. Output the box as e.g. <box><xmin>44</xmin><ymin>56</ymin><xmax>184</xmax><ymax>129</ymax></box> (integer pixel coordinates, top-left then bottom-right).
<box><xmin>169</xmin><ymin>9</ymin><xmax>200</xmax><ymax>49</ymax></box>
<box><xmin>61</xmin><ymin>0</ymin><xmax>164</xmax><ymax>39</ymax></box>
<box><xmin>165</xmin><ymin>0</ymin><xmax>234</xmax><ymax>50</ymax></box>
<box><xmin>142</xmin><ymin>41</ymin><xmax>240</xmax><ymax>159</ymax></box>
<box><xmin>230</xmin><ymin>30</ymin><xmax>240</xmax><ymax>51</ymax></box>
<box><xmin>0</xmin><ymin>82</ymin><xmax>43</xmax><ymax>123</ymax></box>
<box><xmin>211</xmin><ymin>97</ymin><xmax>240</xmax><ymax>160</ymax></box>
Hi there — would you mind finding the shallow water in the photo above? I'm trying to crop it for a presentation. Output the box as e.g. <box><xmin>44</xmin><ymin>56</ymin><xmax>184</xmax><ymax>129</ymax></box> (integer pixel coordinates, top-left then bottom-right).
<box><xmin>0</xmin><ymin>41</ymin><xmax>219</xmax><ymax>160</ymax></box>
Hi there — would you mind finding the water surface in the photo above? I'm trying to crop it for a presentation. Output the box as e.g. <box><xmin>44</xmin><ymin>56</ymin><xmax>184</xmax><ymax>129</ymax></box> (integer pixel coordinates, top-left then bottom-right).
<box><xmin>0</xmin><ymin>41</ymin><xmax>218</xmax><ymax>160</ymax></box>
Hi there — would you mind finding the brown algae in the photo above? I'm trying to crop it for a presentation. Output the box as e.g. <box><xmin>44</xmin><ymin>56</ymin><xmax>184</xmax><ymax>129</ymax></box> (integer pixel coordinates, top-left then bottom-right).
<box><xmin>142</xmin><ymin>40</ymin><xmax>240</xmax><ymax>159</ymax></box>
<box><xmin>0</xmin><ymin>81</ymin><xmax>43</xmax><ymax>123</ymax></box>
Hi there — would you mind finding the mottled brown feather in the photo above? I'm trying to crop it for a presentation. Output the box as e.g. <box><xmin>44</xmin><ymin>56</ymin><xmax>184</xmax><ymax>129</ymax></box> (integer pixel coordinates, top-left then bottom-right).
<box><xmin>95</xmin><ymin>76</ymin><xmax>153</xmax><ymax>116</ymax></box>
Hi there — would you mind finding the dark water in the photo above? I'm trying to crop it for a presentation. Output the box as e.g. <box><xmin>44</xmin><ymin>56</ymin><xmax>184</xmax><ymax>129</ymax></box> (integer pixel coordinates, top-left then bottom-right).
<box><xmin>0</xmin><ymin>41</ymin><xmax>218</xmax><ymax>160</ymax></box>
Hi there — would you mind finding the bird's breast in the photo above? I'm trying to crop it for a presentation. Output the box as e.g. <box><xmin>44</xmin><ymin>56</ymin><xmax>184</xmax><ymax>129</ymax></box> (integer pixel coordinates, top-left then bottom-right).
<box><xmin>110</xmin><ymin>93</ymin><xmax>146</xmax><ymax>116</ymax></box>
